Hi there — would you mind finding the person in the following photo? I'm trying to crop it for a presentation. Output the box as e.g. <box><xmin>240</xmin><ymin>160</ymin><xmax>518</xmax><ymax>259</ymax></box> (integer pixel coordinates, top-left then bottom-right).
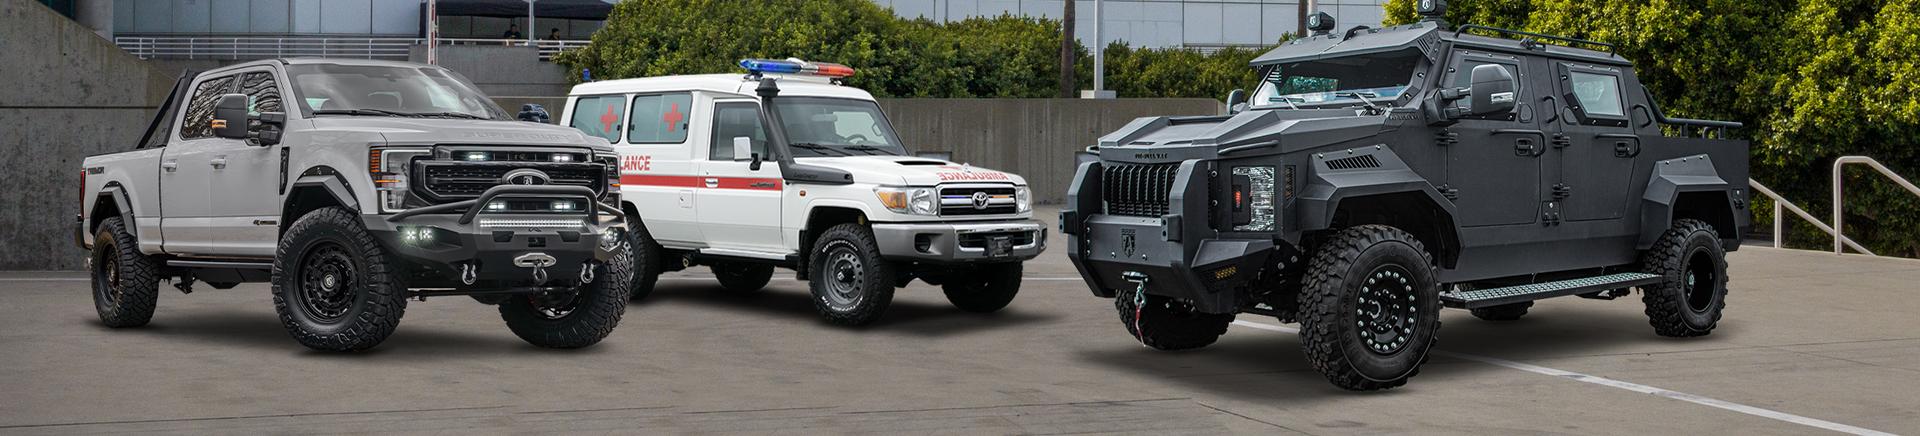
<box><xmin>547</xmin><ymin>28</ymin><xmax>561</xmax><ymax>40</ymax></box>
<box><xmin>502</xmin><ymin>24</ymin><xmax>523</xmax><ymax>40</ymax></box>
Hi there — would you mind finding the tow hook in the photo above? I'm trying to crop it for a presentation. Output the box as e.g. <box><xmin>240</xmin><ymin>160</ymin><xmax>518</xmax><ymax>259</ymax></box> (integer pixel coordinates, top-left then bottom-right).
<box><xmin>1122</xmin><ymin>271</ymin><xmax>1149</xmax><ymax>346</ymax></box>
<box><xmin>459</xmin><ymin>262</ymin><xmax>479</xmax><ymax>286</ymax></box>
<box><xmin>514</xmin><ymin>253</ymin><xmax>557</xmax><ymax>286</ymax></box>
<box><xmin>577</xmin><ymin>261</ymin><xmax>596</xmax><ymax>284</ymax></box>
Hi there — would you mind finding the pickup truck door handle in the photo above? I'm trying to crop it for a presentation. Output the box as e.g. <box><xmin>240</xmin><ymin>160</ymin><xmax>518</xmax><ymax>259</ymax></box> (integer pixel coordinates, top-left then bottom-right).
<box><xmin>210</xmin><ymin>157</ymin><xmax>228</xmax><ymax>169</ymax></box>
<box><xmin>704</xmin><ymin>178</ymin><xmax>719</xmax><ymax>188</ymax></box>
<box><xmin>161</xmin><ymin>160</ymin><xmax>178</xmax><ymax>172</ymax></box>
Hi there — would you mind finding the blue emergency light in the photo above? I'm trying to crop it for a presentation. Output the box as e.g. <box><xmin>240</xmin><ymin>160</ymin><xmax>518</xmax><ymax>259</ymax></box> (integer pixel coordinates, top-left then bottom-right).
<box><xmin>739</xmin><ymin>58</ymin><xmax>856</xmax><ymax>78</ymax></box>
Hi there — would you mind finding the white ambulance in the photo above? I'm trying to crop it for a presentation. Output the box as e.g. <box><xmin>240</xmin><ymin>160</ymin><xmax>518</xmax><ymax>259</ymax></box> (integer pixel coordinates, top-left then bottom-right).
<box><xmin>560</xmin><ymin>59</ymin><xmax>1046</xmax><ymax>325</ymax></box>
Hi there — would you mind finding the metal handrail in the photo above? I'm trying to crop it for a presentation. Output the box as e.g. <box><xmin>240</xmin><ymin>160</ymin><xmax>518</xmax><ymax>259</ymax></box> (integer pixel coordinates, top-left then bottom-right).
<box><xmin>1833</xmin><ymin>156</ymin><xmax>1920</xmax><ymax>254</ymax></box>
<box><xmin>113</xmin><ymin>36</ymin><xmax>588</xmax><ymax>61</ymax></box>
<box><xmin>1748</xmin><ymin>179</ymin><xmax>1873</xmax><ymax>254</ymax></box>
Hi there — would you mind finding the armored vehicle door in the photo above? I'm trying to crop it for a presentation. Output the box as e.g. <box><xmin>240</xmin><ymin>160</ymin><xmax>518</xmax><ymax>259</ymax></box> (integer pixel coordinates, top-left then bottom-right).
<box><xmin>1441</xmin><ymin>51</ymin><xmax>1542</xmax><ymax>227</ymax></box>
<box><xmin>1550</xmin><ymin>62</ymin><xmax>1639</xmax><ymax>222</ymax></box>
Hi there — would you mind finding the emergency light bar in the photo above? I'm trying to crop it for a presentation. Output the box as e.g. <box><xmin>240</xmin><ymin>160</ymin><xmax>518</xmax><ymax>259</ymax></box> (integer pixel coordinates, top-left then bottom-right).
<box><xmin>739</xmin><ymin>58</ymin><xmax>856</xmax><ymax>78</ymax></box>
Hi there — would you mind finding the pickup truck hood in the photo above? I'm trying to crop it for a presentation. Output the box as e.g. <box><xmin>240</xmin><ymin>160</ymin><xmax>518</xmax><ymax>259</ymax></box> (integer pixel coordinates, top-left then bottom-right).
<box><xmin>794</xmin><ymin>155</ymin><xmax>1026</xmax><ymax>186</ymax></box>
<box><xmin>1095</xmin><ymin>108</ymin><xmax>1399</xmax><ymax>164</ymax></box>
<box><xmin>307</xmin><ymin>117</ymin><xmax>612</xmax><ymax>152</ymax></box>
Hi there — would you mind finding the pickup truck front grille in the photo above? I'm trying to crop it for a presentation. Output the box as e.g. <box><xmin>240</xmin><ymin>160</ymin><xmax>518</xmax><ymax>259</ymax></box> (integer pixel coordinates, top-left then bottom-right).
<box><xmin>939</xmin><ymin>185</ymin><xmax>1018</xmax><ymax>216</ymax></box>
<box><xmin>1102</xmin><ymin>163</ymin><xmax>1180</xmax><ymax>217</ymax></box>
<box><xmin>413</xmin><ymin>161</ymin><xmax>605</xmax><ymax>202</ymax></box>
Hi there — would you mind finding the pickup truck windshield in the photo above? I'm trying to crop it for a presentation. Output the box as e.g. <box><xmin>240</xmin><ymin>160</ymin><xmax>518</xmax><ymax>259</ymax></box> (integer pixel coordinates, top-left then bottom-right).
<box><xmin>289</xmin><ymin>64</ymin><xmax>508</xmax><ymax>120</ymax></box>
<box><xmin>772</xmin><ymin>97</ymin><xmax>908</xmax><ymax>157</ymax></box>
<box><xmin>1251</xmin><ymin>49</ymin><xmax>1422</xmax><ymax>109</ymax></box>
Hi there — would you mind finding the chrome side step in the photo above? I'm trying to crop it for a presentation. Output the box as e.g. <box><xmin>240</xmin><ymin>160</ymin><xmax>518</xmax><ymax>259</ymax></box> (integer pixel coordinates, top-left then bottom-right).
<box><xmin>1440</xmin><ymin>272</ymin><xmax>1663</xmax><ymax>309</ymax></box>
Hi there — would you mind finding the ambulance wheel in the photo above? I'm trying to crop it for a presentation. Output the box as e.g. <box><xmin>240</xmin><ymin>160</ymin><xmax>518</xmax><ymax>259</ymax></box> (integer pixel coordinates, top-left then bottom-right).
<box><xmin>807</xmin><ymin>224</ymin><xmax>895</xmax><ymax>326</ymax></box>
<box><xmin>941</xmin><ymin>262</ymin><xmax>1022</xmax><ymax>313</ymax></box>
<box><xmin>90</xmin><ymin>217</ymin><xmax>159</xmax><ymax>328</ymax></box>
<box><xmin>1114</xmin><ymin>284</ymin><xmax>1233</xmax><ymax>351</ymax></box>
<box><xmin>712</xmin><ymin>262</ymin><xmax>774</xmax><ymax>294</ymax></box>
<box><xmin>1298</xmin><ymin>225</ymin><xmax>1441</xmax><ymax>391</ymax></box>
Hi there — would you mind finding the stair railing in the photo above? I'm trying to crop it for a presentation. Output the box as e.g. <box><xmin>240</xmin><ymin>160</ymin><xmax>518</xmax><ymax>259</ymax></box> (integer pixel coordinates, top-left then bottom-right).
<box><xmin>1832</xmin><ymin>156</ymin><xmax>1920</xmax><ymax>254</ymax></box>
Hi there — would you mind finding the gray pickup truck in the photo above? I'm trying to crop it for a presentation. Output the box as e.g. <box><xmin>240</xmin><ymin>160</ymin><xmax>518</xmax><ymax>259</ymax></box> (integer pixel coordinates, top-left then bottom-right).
<box><xmin>77</xmin><ymin>59</ymin><xmax>633</xmax><ymax>351</ymax></box>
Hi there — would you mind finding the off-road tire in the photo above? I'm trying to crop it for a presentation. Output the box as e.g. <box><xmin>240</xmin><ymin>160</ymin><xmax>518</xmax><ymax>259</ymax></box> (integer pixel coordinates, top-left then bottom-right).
<box><xmin>626</xmin><ymin>223</ymin><xmax>663</xmax><ymax>301</ymax></box>
<box><xmin>712</xmin><ymin>262</ymin><xmax>774</xmax><ymax>294</ymax></box>
<box><xmin>90</xmin><ymin>217</ymin><xmax>159</xmax><ymax>328</ymax></box>
<box><xmin>1471</xmin><ymin>301</ymin><xmax>1532</xmax><ymax>321</ymax></box>
<box><xmin>271</xmin><ymin>207</ymin><xmax>408</xmax><ymax>352</ymax></box>
<box><xmin>1115</xmin><ymin>284</ymin><xmax>1234</xmax><ymax>350</ymax></box>
<box><xmin>941</xmin><ymin>262</ymin><xmax>1023</xmax><ymax>313</ymax></box>
<box><xmin>1640</xmin><ymin>219</ymin><xmax>1727</xmax><ymax>337</ymax></box>
<box><xmin>807</xmin><ymin>224</ymin><xmax>895</xmax><ymax>326</ymax></box>
<box><xmin>1298</xmin><ymin>225</ymin><xmax>1442</xmax><ymax>391</ymax></box>
<box><xmin>501</xmin><ymin>244</ymin><xmax>634</xmax><ymax>349</ymax></box>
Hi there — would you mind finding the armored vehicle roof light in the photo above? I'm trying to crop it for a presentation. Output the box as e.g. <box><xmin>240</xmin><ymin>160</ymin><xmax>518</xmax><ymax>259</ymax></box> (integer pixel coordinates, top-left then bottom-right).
<box><xmin>1306</xmin><ymin>12</ymin><xmax>1335</xmax><ymax>36</ymax></box>
<box><xmin>739</xmin><ymin>58</ymin><xmax>856</xmax><ymax>78</ymax></box>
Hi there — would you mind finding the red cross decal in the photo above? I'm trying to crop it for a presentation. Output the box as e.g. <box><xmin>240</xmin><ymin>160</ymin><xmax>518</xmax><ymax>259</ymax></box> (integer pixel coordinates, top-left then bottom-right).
<box><xmin>662</xmin><ymin>103</ymin><xmax>684</xmax><ymax>132</ymax></box>
<box><xmin>599</xmin><ymin>105</ymin><xmax>619</xmax><ymax>133</ymax></box>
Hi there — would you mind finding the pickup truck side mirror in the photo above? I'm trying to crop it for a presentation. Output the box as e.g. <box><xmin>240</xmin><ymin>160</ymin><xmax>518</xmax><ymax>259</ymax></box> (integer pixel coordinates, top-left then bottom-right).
<box><xmin>1468</xmin><ymin>64</ymin><xmax>1517</xmax><ymax>116</ymax></box>
<box><xmin>213</xmin><ymin>94</ymin><xmax>250</xmax><ymax>140</ymax></box>
<box><xmin>732</xmin><ymin>136</ymin><xmax>761</xmax><ymax>171</ymax></box>
<box><xmin>1225</xmin><ymin>89</ymin><xmax>1248</xmax><ymax>115</ymax></box>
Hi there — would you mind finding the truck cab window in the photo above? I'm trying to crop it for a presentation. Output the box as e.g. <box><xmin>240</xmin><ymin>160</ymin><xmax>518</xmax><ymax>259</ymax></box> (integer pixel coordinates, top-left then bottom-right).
<box><xmin>628</xmin><ymin>93</ymin><xmax>693</xmax><ymax>144</ymax></box>
<box><xmin>239</xmin><ymin>72</ymin><xmax>283</xmax><ymax>130</ymax></box>
<box><xmin>1569</xmin><ymin>71</ymin><xmax>1625</xmax><ymax>117</ymax></box>
<box><xmin>709</xmin><ymin>103</ymin><xmax>767</xmax><ymax>161</ymax></box>
<box><xmin>180</xmin><ymin>75</ymin><xmax>235</xmax><ymax>140</ymax></box>
<box><xmin>569</xmin><ymin>95</ymin><xmax>625</xmax><ymax>143</ymax></box>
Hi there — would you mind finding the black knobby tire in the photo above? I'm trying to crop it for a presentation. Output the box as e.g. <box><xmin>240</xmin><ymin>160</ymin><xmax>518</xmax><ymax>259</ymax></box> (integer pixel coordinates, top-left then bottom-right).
<box><xmin>501</xmin><ymin>243</ymin><xmax>634</xmax><ymax>349</ymax></box>
<box><xmin>807</xmin><ymin>224</ymin><xmax>895</xmax><ymax>326</ymax></box>
<box><xmin>1297</xmin><ymin>225</ymin><xmax>1442</xmax><ymax>391</ymax></box>
<box><xmin>626</xmin><ymin>223</ymin><xmax>663</xmax><ymax>301</ymax></box>
<box><xmin>712</xmin><ymin>262</ymin><xmax>775</xmax><ymax>294</ymax></box>
<box><xmin>90</xmin><ymin>217</ymin><xmax>160</xmax><ymax>328</ymax></box>
<box><xmin>1639</xmin><ymin>219</ymin><xmax>1728</xmax><ymax>337</ymax></box>
<box><xmin>941</xmin><ymin>262</ymin><xmax>1023</xmax><ymax>313</ymax></box>
<box><xmin>270</xmin><ymin>207</ymin><xmax>408</xmax><ymax>352</ymax></box>
<box><xmin>1470</xmin><ymin>301</ymin><xmax>1533</xmax><ymax>321</ymax></box>
<box><xmin>1114</xmin><ymin>284</ymin><xmax>1234</xmax><ymax>351</ymax></box>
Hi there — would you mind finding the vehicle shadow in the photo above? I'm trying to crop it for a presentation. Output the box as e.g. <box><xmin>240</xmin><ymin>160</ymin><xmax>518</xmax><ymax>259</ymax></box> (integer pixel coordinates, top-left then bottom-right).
<box><xmin>641</xmin><ymin>281</ymin><xmax>1060</xmax><ymax>336</ymax></box>
<box><xmin>116</xmin><ymin>311</ymin><xmax>557</xmax><ymax>358</ymax></box>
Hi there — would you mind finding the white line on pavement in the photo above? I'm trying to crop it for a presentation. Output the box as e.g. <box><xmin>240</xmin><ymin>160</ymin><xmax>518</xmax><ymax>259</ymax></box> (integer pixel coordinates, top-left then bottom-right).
<box><xmin>0</xmin><ymin>278</ymin><xmax>88</xmax><ymax>281</ymax></box>
<box><xmin>1229</xmin><ymin>320</ymin><xmax>1894</xmax><ymax>436</ymax></box>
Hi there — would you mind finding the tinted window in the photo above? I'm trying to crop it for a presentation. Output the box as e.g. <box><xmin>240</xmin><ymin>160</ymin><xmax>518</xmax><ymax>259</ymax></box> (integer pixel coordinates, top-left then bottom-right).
<box><xmin>569</xmin><ymin>95</ymin><xmax>625</xmax><ymax>143</ymax></box>
<box><xmin>709</xmin><ymin>103</ymin><xmax>766</xmax><ymax>161</ymax></box>
<box><xmin>1570</xmin><ymin>71</ymin><xmax>1625</xmax><ymax>117</ymax></box>
<box><xmin>628</xmin><ymin>93</ymin><xmax>693</xmax><ymax>143</ymax></box>
<box><xmin>180</xmin><ymin>75</ymin><xmax>234</xmax><ymax>140</ymax></box>
<box><xmin>238</xmin><ymin>72</ymin><xmax>283</xmax><ymax>131</ymax></box>
<box><xmin>288</xmin><ymin>64</ymin><xmax>507</xmax><ymax>119</ymax></box>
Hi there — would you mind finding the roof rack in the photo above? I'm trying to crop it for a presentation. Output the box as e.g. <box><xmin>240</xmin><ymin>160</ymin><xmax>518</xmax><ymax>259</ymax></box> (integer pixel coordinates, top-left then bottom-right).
<box><xmin>1454</xmin><ymin>24</ymin><xmax>1616</xmax><ymax>55</ymax></box>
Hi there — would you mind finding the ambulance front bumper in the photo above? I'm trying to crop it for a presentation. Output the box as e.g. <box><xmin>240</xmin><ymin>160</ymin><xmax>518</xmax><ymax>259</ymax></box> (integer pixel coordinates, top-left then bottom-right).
<box><xmin>871</xmin><ymin>220</ymin><xmax>1046</xmax><ymax>263</ymax></box>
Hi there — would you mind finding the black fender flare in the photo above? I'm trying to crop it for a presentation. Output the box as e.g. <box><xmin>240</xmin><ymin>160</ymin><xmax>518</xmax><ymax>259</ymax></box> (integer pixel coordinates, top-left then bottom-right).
<box><xmin>287</xmin><ymin>170</ymin><xmax>359</xmax><ymax>213</ymax></box>
<box><xmin>90</xmin><ymin>184</ymin><xmax>139</xmax><ymax>237</ymax></box>
<box><xmin>1294</xmin><ymin>151</ymin><xmax>1464</xmax><ymax>267</ymax></box>
<box><xmin>1638</xmin><ymin>155</ymin><xmax>1737</xmax><ymax>249</ymax></box>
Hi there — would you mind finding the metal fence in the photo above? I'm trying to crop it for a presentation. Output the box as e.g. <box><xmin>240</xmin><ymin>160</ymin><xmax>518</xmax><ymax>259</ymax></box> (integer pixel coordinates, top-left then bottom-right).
<box><xmin>113</xmin><ymin>36</ymin><xmax>589</xmax><ymax>61</ymax></box>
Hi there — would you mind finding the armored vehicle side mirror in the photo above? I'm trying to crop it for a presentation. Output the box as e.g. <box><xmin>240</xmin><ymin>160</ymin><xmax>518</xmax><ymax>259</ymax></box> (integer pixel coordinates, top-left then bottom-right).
<box><xmin>733</xmin><ymin>136</ymin><xmax>762</xmax><ymax>171</ymax></box>
<box><xmin>1225</xmin><ymin>89</ymin><xmax>1248</xmax><ymax>115</ymax></box>
<box><xmin>213</xmin><ymin>94</ymin><xmax>250</xmax><ymax>140</ymax></box>
<box><xmin>1468</xmin><ymin>64</ymin><xmax>1517</xmax><ymax>116</ymax></box>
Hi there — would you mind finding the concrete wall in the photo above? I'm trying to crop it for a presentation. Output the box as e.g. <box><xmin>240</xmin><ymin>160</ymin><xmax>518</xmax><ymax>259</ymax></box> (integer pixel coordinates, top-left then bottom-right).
<box><xmin>2</xmin><ymin>0</ymin><xmax>175</xmax><ymax>270</ymax></box>
<box><xmin>410</xmin><ymin>45</ymin><xmax>572</xmax><ymax>97</ymax></box>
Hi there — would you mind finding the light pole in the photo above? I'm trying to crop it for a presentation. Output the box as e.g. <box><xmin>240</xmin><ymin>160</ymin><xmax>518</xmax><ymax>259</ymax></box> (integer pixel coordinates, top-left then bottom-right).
<box><xmin>1082</xmin><ymin>0</ymin><xmax>1113</xmax><ymax>99</ymax></box>
<box><xmin>527</xmin><ymin>0</ymin><xmax>537</xmax><ymax>44</ymax></box>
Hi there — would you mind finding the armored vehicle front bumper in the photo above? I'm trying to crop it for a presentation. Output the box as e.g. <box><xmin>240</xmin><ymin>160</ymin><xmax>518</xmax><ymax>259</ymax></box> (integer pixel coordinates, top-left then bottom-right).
<box><xmin>366</xmin><ymin>185</ymin><xmax>625</xmax><ymax>288</ymax></box>
<box><xmin>1066</xmin><ymin>214</ymin><xmax>1273</xmax><ymax>314</ymax></box>
<box><xmin>871</xmin><ymin>220</ymin><xmax>1046</xmax><ymax>263</ymax></box>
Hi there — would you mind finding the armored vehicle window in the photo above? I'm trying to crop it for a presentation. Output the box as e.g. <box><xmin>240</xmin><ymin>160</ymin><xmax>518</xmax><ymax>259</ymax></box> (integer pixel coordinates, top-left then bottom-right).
<box><xmin>238</xmin><ymin>72</ymin><xmax>283</xmax><ymax>130</ymax></box>
<box><xmin>180</xmin><ymin>75</ymin><xmax>235</xmax><ymax>140</ymax></box>
<box><xmin>570</xmin><ymin>95</ymin><xmax>625</xmax><ymax>143</ymax></box>
<box><xmin>1252</xmin><ymin>49</ymin><xmax>1422</xmax><ymax>108</ymax></box>
<box><xmin>627</xmin><ymin>93</ymin><xmax>693</xmax><ymax>144</ymax></box>
<box><xmin>1569</xmin><ymin>71</ymin><xmax>1625</xmax><ymax>117</ymax></box>
<box><xmin>709</xmin><ymin>102</ymin><xmax>767</xmax><ymax>161</ymax></box>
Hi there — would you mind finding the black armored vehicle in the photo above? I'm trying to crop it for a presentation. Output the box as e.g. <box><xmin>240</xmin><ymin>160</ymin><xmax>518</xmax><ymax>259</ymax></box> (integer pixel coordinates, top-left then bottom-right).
<box><xmin>1062</xmin><ymin>2</ymin><xmax>1750</xmax><ymax>390</ymax></box>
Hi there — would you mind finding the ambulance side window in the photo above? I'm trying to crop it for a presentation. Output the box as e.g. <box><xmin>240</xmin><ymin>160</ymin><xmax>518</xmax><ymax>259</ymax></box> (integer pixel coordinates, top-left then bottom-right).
<box><xmin>709</xmin><ymin>103</ymin><xmax>766</xmax><ymax>161</ymax></box>
<box><xmin>568</xmin><ymin>95</ymin><xmax>625</xmax><ymax>143</ymax></box>
<box><xmin>627</xmin><ymin>92</ymin><xmax>693</xmax><ymax>144</ymax></box>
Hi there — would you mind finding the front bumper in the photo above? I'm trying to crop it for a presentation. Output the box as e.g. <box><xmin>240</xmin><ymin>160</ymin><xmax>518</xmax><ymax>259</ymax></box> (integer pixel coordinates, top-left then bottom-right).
<box><xmin>367</xmin><ymin>185</ymin><xmax>625</xmax><ymax>288</ymax></box>
<box><xmin>1065</xmin><ymin>214</ymin><xmax>1273</xmax><ymax>314</ymax></box>
<box><xmin>871</xmin><ymin>219</ymin><xmax>1046</xmax><ymax>263</ymax></box>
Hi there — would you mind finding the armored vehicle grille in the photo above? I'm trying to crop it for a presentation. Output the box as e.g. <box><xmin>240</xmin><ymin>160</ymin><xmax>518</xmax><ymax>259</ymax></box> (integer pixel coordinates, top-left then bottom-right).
<box><xmin>939</xmin><ymin>185</ymin><xmax>1019</xmax><ymax>216</ymax></box>
<box><xmin>1102</xmin><ymin>163</ymin><xmax>1180</xmax><ymax>218</ymax></box>
<box><xmin>414</xmin><ymin>161</ymin><xmax>605</xmax><ymax>202</ymax></box>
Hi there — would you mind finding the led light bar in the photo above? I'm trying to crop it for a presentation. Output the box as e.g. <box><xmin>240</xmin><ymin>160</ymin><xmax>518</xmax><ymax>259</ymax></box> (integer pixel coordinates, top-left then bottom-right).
<box><xmin>739</xmin><ymin>58</ymin><xmax>856</xmax><ymax>78</ymax></box>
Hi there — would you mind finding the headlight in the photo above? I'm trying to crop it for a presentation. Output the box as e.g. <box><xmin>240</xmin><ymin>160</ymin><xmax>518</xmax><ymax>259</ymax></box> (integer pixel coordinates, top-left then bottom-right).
<box><xmin>1015</xmin><ymin>186</ymin><xmax>1031</xmax><ymax>213</ymax></box>
<box><xmin>1231</xmin><ymin>166</ymin><xmax>1276</xmax><ymax>232</ymax></box>
<box><xmin>369</xmin><ymin>147</ymin><xmax>430</xmax><ymax>213</ymax></box>
<box><xmin>875</xmin><ymin>186</ymin><xmax>938</xmax><ymax>215</ymax></box>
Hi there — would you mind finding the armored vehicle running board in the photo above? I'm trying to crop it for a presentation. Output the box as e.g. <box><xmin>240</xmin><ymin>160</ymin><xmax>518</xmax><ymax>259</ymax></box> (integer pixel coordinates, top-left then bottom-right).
<box><xmin>1441</xmin><ymin>273</ymin><xmax>1662</xmax><ymax>309</ymax></box>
